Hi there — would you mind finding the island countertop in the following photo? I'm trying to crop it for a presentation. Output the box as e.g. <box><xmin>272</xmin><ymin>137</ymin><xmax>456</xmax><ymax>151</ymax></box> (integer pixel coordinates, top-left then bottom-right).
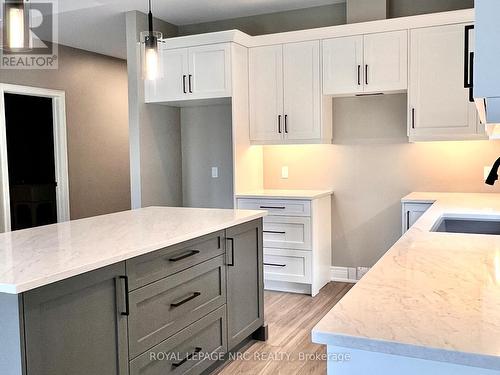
<box><xmin>312</xmin><ymin>192</ymin><xmax>500</xmax><ymax>371</ymax></box>
<box><xmin>0</xmin><ymin>206</ymin><xmax>266</xmax><ymax>294</ymax></box>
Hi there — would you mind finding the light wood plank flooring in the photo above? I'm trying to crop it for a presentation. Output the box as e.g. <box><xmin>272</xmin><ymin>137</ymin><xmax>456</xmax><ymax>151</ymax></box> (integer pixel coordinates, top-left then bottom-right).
<box><xmin>214</xmin><ymin>282</ymin><xmax>353</xmax><ymax>375</ymax></box>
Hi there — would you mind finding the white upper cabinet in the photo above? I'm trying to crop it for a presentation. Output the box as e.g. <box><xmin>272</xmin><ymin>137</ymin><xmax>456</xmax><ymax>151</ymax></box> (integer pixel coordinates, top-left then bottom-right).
<box><xmin>322</xmin><ymin>36</ymin><xmax>363</xmax><ymax>96</ymax></box>
<box><xmin>188</xmin><ymin>43</ymin><xmax>232</xmax><ymax>99</ymax></box>
<box><xmin>283</xmin><ymin>41</ymin><xmax>321</xmax><ymax>141</ymax></box>
<box><xmin>145</xmin><ymin>43</ymin><xmax>232</xmax><ymax>104</ymax></box>
<box><xmin>408</xmin><ymin>24</ymin><xmax>484</xmax><ymax>141</ymax></box>
<box><xmin>249</xmin><ymin>40</ymin><xmax>330</xmax><ymax>144</ymax></box>
<box><xmin>322</xmin><ymin>30</ymin><xmax>408</xmax><ymax>96</ymax></box>
<box><xmin>249</xmin><ymin>45</ymin><xmax>284</xmax><ymax>142</ymax></box>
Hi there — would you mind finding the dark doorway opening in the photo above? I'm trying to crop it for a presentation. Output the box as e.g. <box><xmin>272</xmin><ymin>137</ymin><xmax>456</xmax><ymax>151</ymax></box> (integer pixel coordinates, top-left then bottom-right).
<box><xmin>4</xmin><ymin>93</ymin><xmax>57</xmax><ymax>230</ymax></box>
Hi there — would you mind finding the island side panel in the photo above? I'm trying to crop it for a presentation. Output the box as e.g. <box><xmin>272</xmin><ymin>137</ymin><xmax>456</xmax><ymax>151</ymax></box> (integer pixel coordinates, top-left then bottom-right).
<box><xmin>0</xmin><ymin>293</ymin><xmax>25</xmax><ymax>375</ymax></box>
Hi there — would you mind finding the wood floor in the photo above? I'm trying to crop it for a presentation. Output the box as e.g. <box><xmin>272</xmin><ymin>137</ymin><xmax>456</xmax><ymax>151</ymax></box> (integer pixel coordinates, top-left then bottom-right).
<box><xmin>215</xmin><ymin>282</ymin><xmax>353</xmax><ymax>375</ymax></box>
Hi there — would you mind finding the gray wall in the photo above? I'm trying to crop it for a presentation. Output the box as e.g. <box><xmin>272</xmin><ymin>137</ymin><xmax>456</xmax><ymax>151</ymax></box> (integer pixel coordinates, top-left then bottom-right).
<box><xmin>179</xmin><ymin>3</ymin><xmax>346</xmax><ymax>36</ymax></box>
<box><xmin>126</xmin><ymin>11</ymin><xmax>183</xmax><ymax>208</ymax></box>
<box><xmin>181</xmin><ymin>105</ymin><xmax>234</xmax><ymax>209</ymax></box>
<box><xmin>0</xmin><ymin>45</ymin><xmax>131</xmax><ymax>220</ymax></box>
<box><xmin>389</xmin><ymin>0</ymin><xmax>474</xmax><ymax>18</ymax></box>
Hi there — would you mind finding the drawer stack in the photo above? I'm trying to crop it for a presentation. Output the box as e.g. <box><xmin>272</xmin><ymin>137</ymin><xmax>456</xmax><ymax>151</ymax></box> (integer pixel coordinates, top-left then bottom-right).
<box><xmin>126</xmin><ymin>231</ymin><xmax>227</xmax><ymax>375</ymax></box>
<box><xmin>237</xmin><ymin>192</ymin><xmax>332</xmax><ymax>296</ymax></box>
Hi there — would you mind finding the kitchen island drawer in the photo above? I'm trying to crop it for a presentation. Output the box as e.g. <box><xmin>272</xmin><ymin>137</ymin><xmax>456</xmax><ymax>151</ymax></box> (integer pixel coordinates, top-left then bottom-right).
<box><xmin>127</xmin><ymin>230</ymin><xmax>224</xmax><ymax>290</ymax></box>
<box><xmin>128</xmin><ymin>256</ymin><xmax>226</xmax><ymax>358</ymax></box>
<box><xmin>263</xmin><ymin>248</ymin><xmax>312</xmax><ymax>284</ymax></box>
<box><xmin>237</xmin><ymin>198</ymin><xmax>311</xmax><ymax>217</ymax></box>
<box><xmin>263</xmin><ymin>216</ymin><xmax>311</xmax><ymax>250</ymax></box>
<box><xmin>130</xmin><ymin>306</ymin><xmax>227</xmax><ymax>375</ymax></box>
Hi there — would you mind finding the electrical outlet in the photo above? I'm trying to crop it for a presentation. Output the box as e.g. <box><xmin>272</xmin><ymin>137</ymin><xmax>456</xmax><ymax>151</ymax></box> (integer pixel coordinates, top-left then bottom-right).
<box><xmin>211</xmin><ymin>167</ymin><xmax>219</xmax><ymax>179</ymax></box>
<box><xmin>356</xmin><ymin>267</ymin><xmax>370</xmax><ymax>280</ymax></box>
<box><xmin>281</xmin><ymin>166</ymin><xmax>289</xmax><ymax>179</ymax></box>
<box><xmin>484</xmin><ymin>166</ymin><xmax>492</xmax><ymax>180</ymax></box>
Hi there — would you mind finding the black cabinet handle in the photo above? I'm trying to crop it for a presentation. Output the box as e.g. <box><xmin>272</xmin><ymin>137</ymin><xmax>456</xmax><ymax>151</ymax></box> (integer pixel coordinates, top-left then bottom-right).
<box><xmin>170</xmin><ymin>292</ymin><xmax>201</xmax><ymax>308</ymax></box>
<box><xmin>284</xmin><ymin>115</ymin><xmax>288</xmax><ymax>133</ymax></box>
<box><xmin>468</xmin><ymin>52</ymin><xmax>474</xmax><ymax>102</ymax></box>
<box><xmin>119</xmin><ymin>276</ymin><xmax>130</xmax><ymax>316</ymax></box>
<box><xmin>406</xmin><ymin>211</ymin><xmax>410</xmax><ymax>230</ymax></box>
<box><xmin>365</xmin><ymin>64</ymin><xmax>368</xmax><ymax>85</ymax></box>
<box><xmin>227</xmin><ymin>238</ymin><xmax>235</xmax><ymax>266</ymax></box>
<box><xmin>263</xmin><ymin>230</ymin><xmax>286</xmax><ymax>234</ymax></box>
<box><xmin>182</xmin><ymin>75</ymin><xmax>187</xmax><ymax>94</ymax></box>
<box><xmin>278</xmin><ymin>115</ymin><xmax>282</xmax><ymax>134</ymax></box>
<box><xmin>168</xmin><ymin>250</ymin><xmax>200</xmax><ymax>262</ymax></box>
<box><xmin>171</xmin><ymin>347</ymin><xmax>202</xmax><ymax>368</ymax></box>
<box><xmin>188</xmin><ymin>74</ymin><xmax>193</xmax><ymax>93</ymax></box>
<box><xmin>464</xmin><ymin>25</ymin><xmax>474</xmax><ymax>88</ymax></box>
<box><xmin>259</xmin><ymin>206</ymin><xmax>285</xmax><ymax>209</ymax></box>
<box><xmin>411</xmin><ymin>108</ymin><xmax>415</xmax><ymax>129</ymax></box>
<box><xmin>357</xmin><ymin>65</ymin><xmax>361</xmax><ymax>86</ymax></box>
<box><xmin>264</xmin><ymin>262</ymin><xmax>286</xmax><ymax>268</ymax></box>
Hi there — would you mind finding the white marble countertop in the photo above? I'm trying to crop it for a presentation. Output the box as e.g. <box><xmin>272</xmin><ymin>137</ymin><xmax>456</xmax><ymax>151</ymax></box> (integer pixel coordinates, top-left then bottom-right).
<box><xmin>0</xmin><ymin>206</ymin><xmax>266</xmax><ymax>294</ymax></box>
<box><xmin>235</xmin><ymin>189</ymin><xmax>333</xmax><ymax>200</ymax></box>
<box><xmin>312</xmin><ymin>192</ymin><xmax>500</xmax><ymax>370</ymax></box>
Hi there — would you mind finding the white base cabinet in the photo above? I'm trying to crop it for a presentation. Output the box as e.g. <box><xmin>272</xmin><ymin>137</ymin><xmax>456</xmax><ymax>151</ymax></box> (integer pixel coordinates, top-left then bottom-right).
<box><xmin>237</xmin><ymin>193</ymin><xmax>332</xmax><ymax>297</ymax></box>
<box><xmin>402</xmin><ymin>201</ymin><xmax>433</xmax><ymax>234</ymax></box>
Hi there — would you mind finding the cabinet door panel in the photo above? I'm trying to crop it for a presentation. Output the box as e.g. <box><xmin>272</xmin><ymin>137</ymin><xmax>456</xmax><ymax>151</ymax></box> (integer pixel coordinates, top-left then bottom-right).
<box><xmin>364</xmin><ymin>30</ymin><xmax>408</xmax><ymax>93</ymax></box>
<box><xmin>402</xmin><ymin>203</ymin><xmax>433</xmax><ymax>233</ymax></box>
<box><xmin>322</xmin><ymin>36</ymin><xmax>363</xmax><ymax>95</ymax></box>
<box><xmin>145</xmin><ymin>48</ymin><xmax>188</xmax><ymax>102</ymax></box>
<box><xmin>24</xmin><ymin>263</ymin><xmax>128</xmax><ymax>375</ymax></box>
<box><xmin>249</xmin><ymin>45</ymin><xmax>284</xmax><ymax>142</ymax></box>
<box><xmin>226</xmin><ymin>219</ymin><xmax>264</xmax><ymax>350</ymax></box>
<box><xmin>283</xmin><ymin>41</ymin><xmax>321</xmax><ymax>141</ymax></box>
<box><xmin>409</xmin><ymin>24</ymin><xmax>479</xmax><ymax>141</ymax></box>
<box><xmin>188</xmin><ymin>43</ymin><xmax>231</xmax><ymax>99</ymax></box>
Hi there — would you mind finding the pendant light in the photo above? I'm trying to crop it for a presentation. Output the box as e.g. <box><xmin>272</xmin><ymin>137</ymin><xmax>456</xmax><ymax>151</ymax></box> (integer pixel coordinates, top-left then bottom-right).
<box><xmin>3</xmin><ymin>0</ymin><xmax>29</xmax><ymax>51</ymax></box>
<box><xmin>140</xmin><ymin>0</ymin><xmax>163</xmax><ymax>81</ymax></box>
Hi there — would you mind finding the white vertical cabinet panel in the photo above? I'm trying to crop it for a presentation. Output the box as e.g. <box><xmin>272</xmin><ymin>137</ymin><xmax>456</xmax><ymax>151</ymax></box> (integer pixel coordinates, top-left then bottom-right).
<box><xmin>188</xmin><ymin>43</ymin><xmax>232</xmax><ymax>99</ymax></box>
<box><xmin>409</xmin><ymin>24</ymin><xmax>480</xmax><ymax>141</ymax></box>
<box><xmin>283</xmin><ymin>41</ymin><xmax>321</xmax><ymax>141</ymax></box>
<box><xmin>249</xmin><ymin>45</ymin><xmax>284</xmax><ymax>142</ymax></box>
<box><xmin>145</xmin><ymin>48</ymin><xmax>188</xmax><ymax>102</ymax></box>
<box><xmin>322</xmin><ymin>36</ymin><xmax>364</xmax><ymax>96</ymax></box>
<box><xmin>363</xmin><ymin>30</ymin><xmax>408</xmax><ymax>93</ymax></box>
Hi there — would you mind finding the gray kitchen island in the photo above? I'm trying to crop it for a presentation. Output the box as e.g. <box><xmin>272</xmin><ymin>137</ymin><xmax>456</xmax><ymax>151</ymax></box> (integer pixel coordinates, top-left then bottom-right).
<box><xmin>0</xmin><ymin>206</ymin><xmax>266</xmax><ymax>375</ymax></box>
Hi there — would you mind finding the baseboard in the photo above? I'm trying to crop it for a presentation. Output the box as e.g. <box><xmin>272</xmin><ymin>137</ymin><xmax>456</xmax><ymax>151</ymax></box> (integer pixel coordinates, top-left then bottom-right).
<box><xmin>331</xmin><ymin>266</ymin><xmax>371</xmax><ymax>283</ymax></box>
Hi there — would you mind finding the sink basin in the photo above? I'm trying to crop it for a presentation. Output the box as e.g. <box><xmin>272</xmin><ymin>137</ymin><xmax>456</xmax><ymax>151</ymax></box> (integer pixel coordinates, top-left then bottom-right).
<box><xmin>432</xmin><ymin>216</ymin><xmax>500</xmax><ymax>235</ymax></box>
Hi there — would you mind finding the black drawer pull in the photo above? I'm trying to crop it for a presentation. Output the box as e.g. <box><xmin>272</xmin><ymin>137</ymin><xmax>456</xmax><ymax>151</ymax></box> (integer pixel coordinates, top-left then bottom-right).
<box><xmin>263</xmin><ymin>230</ymin><xmax>286</xmax><ymax>234</ymax></box>
<box><xmin>171</xmin><ymin>347</ymin><xmax>202</xmax><ymax>368</ymax></box>
<box><xmin>119</xmin><ymin>276</ymin><xmax>130</xmax><ymax>316</ymax></box>
<box><xmin>170</xmin><ymin>292</ymin><xmax>201</xmax><ymax>308</ymax></box>
<box><xmin>264</xmin><ymin>262</ymin><xmax>286</xmax><ymax>268</ymax></box>
<box><xmin>259</xmin><ymin>206</ymin><xmax>285</xmax><ymax>209</ymax></box>
<box><xmin>168</xmin><ymin>250</ymin><xmax>200</xmax><ymax>262</ymax></box>
<box><xmin>227</xmin><ymin>238</ymin><xmax>235</xmax><ymax>267</ymax></box>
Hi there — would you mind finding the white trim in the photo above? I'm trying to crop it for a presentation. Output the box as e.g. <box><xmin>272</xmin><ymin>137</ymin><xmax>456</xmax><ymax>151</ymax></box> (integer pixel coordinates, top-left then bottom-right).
<box><xmin>331</xmin><ymin>266</ymin><xmax>359</xmax><ymax>283</ymax></box>
<box><xmin>0</xmin><ymin>84</ymin><xmax>70</xmax><ymax>232</ymax></box>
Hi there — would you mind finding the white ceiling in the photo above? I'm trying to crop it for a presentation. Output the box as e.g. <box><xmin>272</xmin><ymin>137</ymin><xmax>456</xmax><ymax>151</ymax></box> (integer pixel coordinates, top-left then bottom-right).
<box><xmin>48</xmin><ymin>0</ymin><xmax>346</xmax><ymax>59</ymax></box>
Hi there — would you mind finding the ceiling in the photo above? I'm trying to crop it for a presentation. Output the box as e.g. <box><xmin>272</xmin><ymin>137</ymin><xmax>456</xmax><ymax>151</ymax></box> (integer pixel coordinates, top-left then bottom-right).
<box><xmin>43</xmin><ymin>0</ymin><xmax>346</xmax><ymax>59</ymax></box>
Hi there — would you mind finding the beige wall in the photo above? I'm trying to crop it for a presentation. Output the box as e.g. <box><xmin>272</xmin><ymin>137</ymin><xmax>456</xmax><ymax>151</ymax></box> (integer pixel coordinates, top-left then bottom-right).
<box><xmin>264</xmin><ymin>94</ymin><xmax>500</xmax><ymax>267</ymax></box>
<box><xmin>0</xmin><ymin>45</ymin><xmax>131</xmax><ymax>220</ymax></box>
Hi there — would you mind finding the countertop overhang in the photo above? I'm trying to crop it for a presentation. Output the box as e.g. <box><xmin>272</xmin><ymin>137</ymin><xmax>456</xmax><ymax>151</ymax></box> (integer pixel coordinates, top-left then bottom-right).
<box><xmin>0</xmin><ymin>206</ymin><xmax>266</xmax><ymax>294</ymax></box>
<box><xmin>312</xmin><ymin>192</ymin><xmax>500</xmax><ymax>370</ymax></box>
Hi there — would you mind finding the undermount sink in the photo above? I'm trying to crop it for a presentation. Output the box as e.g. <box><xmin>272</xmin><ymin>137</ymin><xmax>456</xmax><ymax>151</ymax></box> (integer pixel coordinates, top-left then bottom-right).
<box><xmin>432</xmin><ymin>216</ymin><xmax>500</xmax><ymax>235</ymax></box>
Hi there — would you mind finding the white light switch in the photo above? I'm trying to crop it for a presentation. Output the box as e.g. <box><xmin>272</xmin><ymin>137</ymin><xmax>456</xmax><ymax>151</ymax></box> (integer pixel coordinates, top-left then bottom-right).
<box><xmin>281</xmin><ymin>166</ymin><xmax>289</xmax><ymax>179</ymax></box>
<box><xmin>211</xmin><ymin>167</ymin><xmax>219</xmax><ymax>178</ymax></box>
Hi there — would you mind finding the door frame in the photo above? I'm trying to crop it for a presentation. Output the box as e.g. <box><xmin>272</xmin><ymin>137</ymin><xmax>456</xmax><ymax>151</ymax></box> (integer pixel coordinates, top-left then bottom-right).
<box><xmin>0</xmin><ymin>83</ymin><xmax>70</xmax><ymax>231</ymax></box>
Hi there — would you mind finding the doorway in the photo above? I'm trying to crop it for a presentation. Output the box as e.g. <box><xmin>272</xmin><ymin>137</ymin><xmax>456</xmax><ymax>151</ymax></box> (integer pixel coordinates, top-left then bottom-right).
<box><xmin>0</xmin><ymin>84</ymin><xmax>70</xmax><ymax>232</ymax></box>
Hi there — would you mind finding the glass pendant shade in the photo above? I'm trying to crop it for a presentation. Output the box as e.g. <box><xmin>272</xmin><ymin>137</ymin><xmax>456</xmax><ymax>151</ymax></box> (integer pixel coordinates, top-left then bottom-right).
<box><xmin>3</xmin><ymin>0</ymin><xmax>30</xmax><ymax>51</ymax></box>
<box><xmin>140</xmin><ymin>30</ymin><xmax>163</xmax><ymax>81</ymax></box>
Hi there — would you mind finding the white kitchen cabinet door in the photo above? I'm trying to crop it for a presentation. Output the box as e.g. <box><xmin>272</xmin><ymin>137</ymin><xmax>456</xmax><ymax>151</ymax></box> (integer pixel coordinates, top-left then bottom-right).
<box><xmin>188</xmin><ymin>43</ymin><xmax>232</xmax><ymax>99</ymax></box>
<box><xmin>363</xmin><ymin>30</ymin><xmax>408</xmax><ymax>93</ymax></box>
<box><xmin>283</xmin><ymin>41</ymin><xmax>321</xmax><ymax>141</ymax></box>
<box><xmin>249</xmin><ymin>45</ymin><xmax>284</xmax><ymax>142</ymax></box>
<box><xmin>145</xmin><ymin>48</ymin><xmax>188</xmax><ymax>103</ymax></box>
<box><xmin>322</xmin><ymin>36</ymin><xmax>363</xmax><ymax>96</ymax></box>
<box><xmin>409</xmin><ymin>24</ymin><xmax>482</xmax><ymax>141</ymax></box>
<box><xmin>402</xmin><ymin>202</ymin><xmax>433</xmax><ymax>234</ymax></box>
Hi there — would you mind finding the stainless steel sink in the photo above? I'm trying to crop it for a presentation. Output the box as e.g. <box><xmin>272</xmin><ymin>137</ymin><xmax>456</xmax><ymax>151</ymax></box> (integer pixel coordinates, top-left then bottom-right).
<box><xmin>432</xmin><ymin>216</ymin><xmax>500</xmax><ymax>235</ymax></box>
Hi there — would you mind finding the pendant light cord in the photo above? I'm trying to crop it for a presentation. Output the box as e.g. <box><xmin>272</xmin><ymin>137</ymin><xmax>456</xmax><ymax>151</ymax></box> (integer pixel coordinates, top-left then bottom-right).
<box><xmin>148</xmin><ymin>0</ymin><xmax>153</xmax><ymax>33</ymax></box>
